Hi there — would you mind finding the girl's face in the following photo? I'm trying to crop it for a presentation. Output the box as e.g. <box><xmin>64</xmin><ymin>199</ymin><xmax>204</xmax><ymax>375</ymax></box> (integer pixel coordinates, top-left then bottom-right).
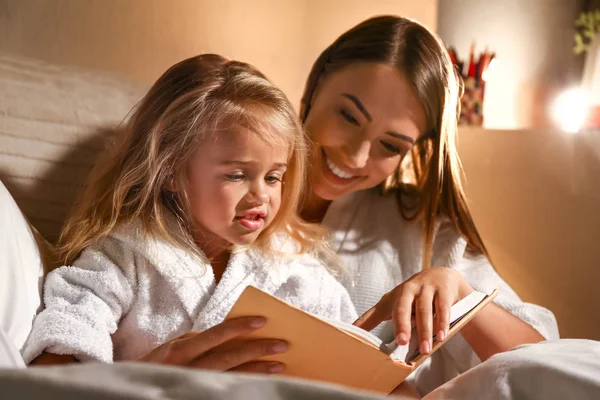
<box><xmin>304</xmin><ymin>63</ymin><xmax>427</xmax><ymax>201</ymax></box>
<box><xmin>185</xmin><ymin>126</ymin><xmax>289</xmax><ymax>256</ymax></box>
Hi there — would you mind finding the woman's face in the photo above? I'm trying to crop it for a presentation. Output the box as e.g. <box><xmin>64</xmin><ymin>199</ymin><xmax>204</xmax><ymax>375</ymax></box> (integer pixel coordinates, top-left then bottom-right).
<box><xmin>304</xmin><ymin>63</ymin><xmax>427</xmax><ymax>201</ymax></box>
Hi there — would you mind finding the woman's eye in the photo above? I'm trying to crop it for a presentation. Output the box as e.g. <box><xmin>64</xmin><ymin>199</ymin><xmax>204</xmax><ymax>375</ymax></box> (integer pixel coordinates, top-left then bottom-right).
<box><xmin>340</xmin><ymin>109</ymin><xmax>359</xmax><ymax>126</ymax></box>
<box><xmin>265</xmin><ymin>175</ymin><xmax>282</xmax><ymax>184</ymax></box>
<box><xmin>225</xmin><ymin>173</ymin><xmax>244</xmax><ymax>181</ymax></box>
<box><xmin>380</xmin><ymin>141</ymin><xmax>401</xmax><ymax>155</ymax></box>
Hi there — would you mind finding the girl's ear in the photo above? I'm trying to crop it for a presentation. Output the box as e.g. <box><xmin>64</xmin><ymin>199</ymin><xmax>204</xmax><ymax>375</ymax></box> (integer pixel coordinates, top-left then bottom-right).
<box><xmin>165</xmin><ymin>175</ymin><xmax>177</xmax><ymax>192</ymax></box>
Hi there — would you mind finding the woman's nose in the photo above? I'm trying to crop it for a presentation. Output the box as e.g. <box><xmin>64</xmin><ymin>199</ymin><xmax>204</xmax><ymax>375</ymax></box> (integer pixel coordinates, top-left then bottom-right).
<box><xmin>344</xmin><ymin>139</ymin><xmax>371</xmax><ymax>169</ymax></box>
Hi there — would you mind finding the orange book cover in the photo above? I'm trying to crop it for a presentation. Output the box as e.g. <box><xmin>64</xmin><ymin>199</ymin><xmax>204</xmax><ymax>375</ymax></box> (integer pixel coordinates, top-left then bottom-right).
<box><xmin>224</xmin><ymin>286</ymin><xmax>498</xmax><ymax>394</ymax></box>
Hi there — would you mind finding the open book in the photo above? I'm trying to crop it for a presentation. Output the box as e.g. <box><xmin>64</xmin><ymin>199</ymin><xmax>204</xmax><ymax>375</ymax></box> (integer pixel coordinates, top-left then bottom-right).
<box><xmin>224</xmin><ymin>286</ymin><xmax>498</xmax><ymax>394</ymax></box>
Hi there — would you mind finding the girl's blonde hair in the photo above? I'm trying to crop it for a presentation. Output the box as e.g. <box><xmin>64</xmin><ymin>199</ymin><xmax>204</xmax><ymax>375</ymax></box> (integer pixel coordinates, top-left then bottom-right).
<box><xmin>300</xmin><ymin>16</ymin><xmax>488</xmax><ymax>268</ymax></box>
<box><xmin>58</xmin><ymin>54</ymin><xmax>328</xmax><ymax>266</ymax></box>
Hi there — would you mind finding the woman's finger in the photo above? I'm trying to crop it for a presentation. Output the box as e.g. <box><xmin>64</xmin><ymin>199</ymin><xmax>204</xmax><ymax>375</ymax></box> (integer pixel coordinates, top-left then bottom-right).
<box><xmin>415</xmin><ymin>286</ymin><xmax>435</xmax><ymax>355</ymax></box>
<box><xmin>353</xmin><ymin>293</ymin><xmax>392</xmax><ymax>331</ymax></box>
<box><xmin>434</xmin><ymin>288</ymin><xmax>452</xmax><ymax>343</ymax></box>
<box><xmin>171</xmin><ymin>317</ymin><xmax>267</xmax><ymax>364</ymax></box>
<box><xmin>229</xmin><ymin>361</ymin><xmax>286</xmax><ymax>374</ymax></box>
<box><xmin>392</xmin><ymin>285</ymin><xmax>417</xmax><ymax>345</ymax></box>
<box><xmin>191</xmin><ymin>339</ymin><xmax>288</xmax><ymax>371</ymax></box>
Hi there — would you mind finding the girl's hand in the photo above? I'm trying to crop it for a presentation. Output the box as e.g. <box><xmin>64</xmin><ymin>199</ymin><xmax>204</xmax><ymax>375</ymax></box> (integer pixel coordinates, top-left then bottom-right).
<box><xmin>353</xmin><ymin>267</ymin><xmax>474</xmax><ymax>356</ymax></box>
<box><xmin>139</xmin><ymin>316</ymin><xmax>288</xmax><ymax>374</ymax></box>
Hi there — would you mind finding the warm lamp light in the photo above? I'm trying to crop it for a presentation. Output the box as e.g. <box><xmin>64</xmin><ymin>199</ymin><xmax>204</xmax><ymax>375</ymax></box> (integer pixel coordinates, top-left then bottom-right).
<box><xmin>551</xmin><ymin>87</ymin><xmax>589</xmax><ymax>133</ymax></box>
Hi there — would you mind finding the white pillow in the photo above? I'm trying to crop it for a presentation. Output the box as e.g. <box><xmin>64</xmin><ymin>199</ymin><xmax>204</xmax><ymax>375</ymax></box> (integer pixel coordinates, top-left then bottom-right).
<box><xmin>0</xmin><ymin>329</ymin><xmax>25</xmax><ymax>368</ymax></box>
<box><xmin>0</xmin><ymin>181</ymin><xmax>44</xmax><ymax>352</ymax></box>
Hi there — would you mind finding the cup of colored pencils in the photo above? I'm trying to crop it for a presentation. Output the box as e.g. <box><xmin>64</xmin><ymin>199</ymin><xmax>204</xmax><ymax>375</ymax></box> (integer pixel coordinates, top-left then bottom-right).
<box><xmin>447</xmin><ymin>44</ymin><xmax>495</xmax><ymax>126</ymax></box>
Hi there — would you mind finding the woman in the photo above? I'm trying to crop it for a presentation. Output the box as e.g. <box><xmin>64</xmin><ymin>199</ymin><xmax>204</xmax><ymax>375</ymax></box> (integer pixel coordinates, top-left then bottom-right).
<box><xmin>297</xmin><ymin>15</ymin><xmax>558</xmax><ymax>393</ymax></box>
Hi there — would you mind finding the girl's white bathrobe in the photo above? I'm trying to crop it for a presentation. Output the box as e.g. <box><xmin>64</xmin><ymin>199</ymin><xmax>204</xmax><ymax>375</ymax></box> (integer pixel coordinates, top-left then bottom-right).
<box><xmin>22</xmin><ymin>220</ymin><xmax>357</xmax><ymax>364</ymax></box>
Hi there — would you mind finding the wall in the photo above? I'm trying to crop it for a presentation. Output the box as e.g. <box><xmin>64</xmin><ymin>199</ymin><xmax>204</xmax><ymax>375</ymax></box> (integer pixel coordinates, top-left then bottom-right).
<box><xmin>0</xmin><ymin>0</ymin><xmax>438</xmax><ymax>108</ymax></box>
<box><xmin>459</xmin><ymin>127</ymin><xmax>600</xmax><ymax>340</ymax></box>
<box><xmin>302</xmin><ymin>0</ymin><xmax>438</xmax><ymax>96</ymax></box>
<box><xmin>438</xmin><ymin>0</ymin><xmax>585</xmax><ymax>130</ymax></box>
<box><xmin>0</xmin><ymin>0</ymin><xmax>308</xmax><ymax>106</ymax></box>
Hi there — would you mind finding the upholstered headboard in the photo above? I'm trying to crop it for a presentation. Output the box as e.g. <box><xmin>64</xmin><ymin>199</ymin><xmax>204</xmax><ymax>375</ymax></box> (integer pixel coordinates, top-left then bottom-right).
<box><xmin>0</xmin><ymin>53</ymin><xmax>147</xmax><ymax>243</ymax></box>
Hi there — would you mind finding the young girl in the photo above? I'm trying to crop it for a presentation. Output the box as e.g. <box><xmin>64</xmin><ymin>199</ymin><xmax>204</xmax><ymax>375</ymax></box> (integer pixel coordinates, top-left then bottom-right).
<box><xmin>22</xmin><ymin>54</ymin><xmax>356</xmax><ymax>372</ymax></box>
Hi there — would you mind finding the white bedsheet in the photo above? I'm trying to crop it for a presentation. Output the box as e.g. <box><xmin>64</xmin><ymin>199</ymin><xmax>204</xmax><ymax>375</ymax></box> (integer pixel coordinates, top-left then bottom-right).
<box><xmin>0</xmin><ymin>361</ymin><xmax>391</xmax><ymax>400</ymax></box>
<box><xmin>424</xmin><ymin>339</ymin><xmax>600</xmax><ymax>400</ymax></box>
<box><xmin>2</xmin><ymin>339</ymin><xmax>600</xmax><ymax>399</ymax></box>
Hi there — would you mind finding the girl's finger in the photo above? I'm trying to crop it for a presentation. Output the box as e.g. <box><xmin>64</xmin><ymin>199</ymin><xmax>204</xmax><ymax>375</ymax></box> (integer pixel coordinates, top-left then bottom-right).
<box><xmin>191</xmin><ymin>339</ymin><xmax>288</xmax><ymax>370</ymax></box>
<box><xmin>174</xmin><ymin>317</ymin><xmax>267</xmax><ymax>364</ymax></box>
<box><xmin>229</xmin><ymin>361</ymin><xmax>286</xmax><ymax>374</ymax></box>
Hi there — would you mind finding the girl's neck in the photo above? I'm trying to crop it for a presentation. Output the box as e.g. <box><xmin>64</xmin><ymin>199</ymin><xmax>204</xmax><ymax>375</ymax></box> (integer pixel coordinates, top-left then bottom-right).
<box><xmin>193</xmin><ymin>231</ymin><xmax>231</xmax><ymax>284</ymax></box>
<box><xmin>208</xmin><ymin>249</ymin><xmax>231</xmax><ymax>284</ymax></box>
<box><xmin>300</xmin><ymin>191</ymin><xmax>332</xmax><ymax>224</ymax></box>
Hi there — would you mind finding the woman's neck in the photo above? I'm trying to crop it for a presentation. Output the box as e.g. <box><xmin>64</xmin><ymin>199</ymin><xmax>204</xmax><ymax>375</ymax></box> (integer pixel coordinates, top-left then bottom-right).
<box><xmin>300</xmin><ymin>191</ymin><xmax>332</xmax><ymax>223</ymax></box>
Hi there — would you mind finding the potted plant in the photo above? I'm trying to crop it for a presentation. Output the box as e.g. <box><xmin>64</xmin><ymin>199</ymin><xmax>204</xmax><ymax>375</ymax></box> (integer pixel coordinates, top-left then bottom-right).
<box><xmin>575</xmin><ymin>9</ymin><xmax>600</xmax><ymax>130</ymax></box>
<box><xmin>574</xmin><ymin>9</ymin><xmax>600</xmax><ymax>55</ymax></box>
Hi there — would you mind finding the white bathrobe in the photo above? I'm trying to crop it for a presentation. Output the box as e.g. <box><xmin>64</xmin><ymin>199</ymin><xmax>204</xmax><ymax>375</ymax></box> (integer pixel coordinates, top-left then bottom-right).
<box><xmin>322</xmin><ymin>188</ymin><xmax>560</xmax><ymax>395</ymax></box>
<box><xmin>22</xmin><ymin>220</ymin><xmax>357</xmax><ymax>364</ymax></box>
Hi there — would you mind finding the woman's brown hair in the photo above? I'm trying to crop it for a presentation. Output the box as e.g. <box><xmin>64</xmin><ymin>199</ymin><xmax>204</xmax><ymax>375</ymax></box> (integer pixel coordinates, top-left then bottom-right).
<box><xmin>300</xmin><ymin>15</ymin><xmax>488</xmax><ymax>267</ymax></box>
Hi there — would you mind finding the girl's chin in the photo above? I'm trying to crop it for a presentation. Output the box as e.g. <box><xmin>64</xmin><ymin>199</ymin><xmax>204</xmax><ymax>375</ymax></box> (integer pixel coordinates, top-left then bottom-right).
<box><xmin>229</xmin><ymin>231</ymin><xmax>263</xmax><ymax>246</ymax></box>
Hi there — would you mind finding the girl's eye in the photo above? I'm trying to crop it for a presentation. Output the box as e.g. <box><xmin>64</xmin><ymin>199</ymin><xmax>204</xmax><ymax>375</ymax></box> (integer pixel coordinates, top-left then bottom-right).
<box><xmin>340</xmin><ymin>109</ymin><xmax>359</xmax><ymax>126</ymax></box>
<box><xmin>380</xmin><ymin>141</ymin><xmax>401</xmax><ymax>155</ymax></box>
<box><xmin>225</xmin><ymin>173</ymin><xmax>244</xmax><ymax>181</ymax></box>
<box><xmin>265</xmin><ymin>175</ymin><xmax>282</xmax><ymax>185</ymax></box>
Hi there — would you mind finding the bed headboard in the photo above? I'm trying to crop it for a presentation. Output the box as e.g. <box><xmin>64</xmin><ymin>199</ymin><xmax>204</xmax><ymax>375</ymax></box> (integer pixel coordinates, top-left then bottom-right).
<box><xmin>0</xmin><ymin>53</ymin><xmax>146</xmax><ymax>243</ymax></box>
<box><xmin>459</xmin><ymin>127</ymin><xmax>600</xmax><ymax>340</ymax></box>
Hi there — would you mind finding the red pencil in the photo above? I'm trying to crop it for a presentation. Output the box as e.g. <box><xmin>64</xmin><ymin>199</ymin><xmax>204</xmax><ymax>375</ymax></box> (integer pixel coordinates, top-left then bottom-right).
<box><xmin>467</xmin><ymin>43</ymin><xmax>477</xmax><ymax>78</ymax></box>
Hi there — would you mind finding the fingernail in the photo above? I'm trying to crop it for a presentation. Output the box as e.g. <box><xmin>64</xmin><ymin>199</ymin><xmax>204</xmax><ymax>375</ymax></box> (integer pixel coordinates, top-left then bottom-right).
<box><xmin>438</xmin><ymin>330</ymin><xmax>446</xmax><ymax>342</ymax></box>
<box><xmin>270</xmin><ymin>341</ymin><xmax>289</xmax><ymax>353</ymax></box>
<box><xmin>396</xmin><ymin>333</ymin><xmax>409</xmax><ymax>344</ymax></box>
<box><xmin>420</xmin><ymin>340</ymin><xmax>431</xmax><ymax>354</ymax></box>
<box><xmin>249</xmin><ymin>317</ymin><xmax>266</xmax><ymax>328</ymax></box>
<box><xmin>268</xmin><ymin>363</ymin><xmax>285</xmax><ymax>373</ymax></box>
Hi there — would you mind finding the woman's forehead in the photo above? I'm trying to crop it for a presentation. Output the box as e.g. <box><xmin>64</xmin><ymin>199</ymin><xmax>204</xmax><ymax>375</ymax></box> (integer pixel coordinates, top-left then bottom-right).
<box><xmin>317</xmin><ymin>63</ymin><xmax>428</xmax><ymax>136</ymax></box>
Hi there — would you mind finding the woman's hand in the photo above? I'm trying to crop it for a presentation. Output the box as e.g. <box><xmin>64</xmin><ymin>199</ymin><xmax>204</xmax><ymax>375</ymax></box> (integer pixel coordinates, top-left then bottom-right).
<box><xmin>353</xmin><ymin>267</ymin><xmax>474</xmax><ymax>356</ymax></box>
<box><xmin>139</xmin><ymin>316</ymin><xmax>288</xmax><ymax>374</ymax></box>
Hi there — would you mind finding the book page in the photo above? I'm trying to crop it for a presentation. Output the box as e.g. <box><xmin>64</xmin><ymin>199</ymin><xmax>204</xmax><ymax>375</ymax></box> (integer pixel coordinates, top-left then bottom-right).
<box><xmin>325</xmin><ymin>319</ymin><xmax>384</xmax><ymax>349</ymax></box>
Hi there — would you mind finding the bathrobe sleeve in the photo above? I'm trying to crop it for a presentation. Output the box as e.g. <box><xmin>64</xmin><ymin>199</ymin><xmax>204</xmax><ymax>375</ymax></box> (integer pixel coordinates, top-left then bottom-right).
<box><xmin>22</xmin><ymin>236</ymin><xmax>135</xmax><ymax>364</ymax></box>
